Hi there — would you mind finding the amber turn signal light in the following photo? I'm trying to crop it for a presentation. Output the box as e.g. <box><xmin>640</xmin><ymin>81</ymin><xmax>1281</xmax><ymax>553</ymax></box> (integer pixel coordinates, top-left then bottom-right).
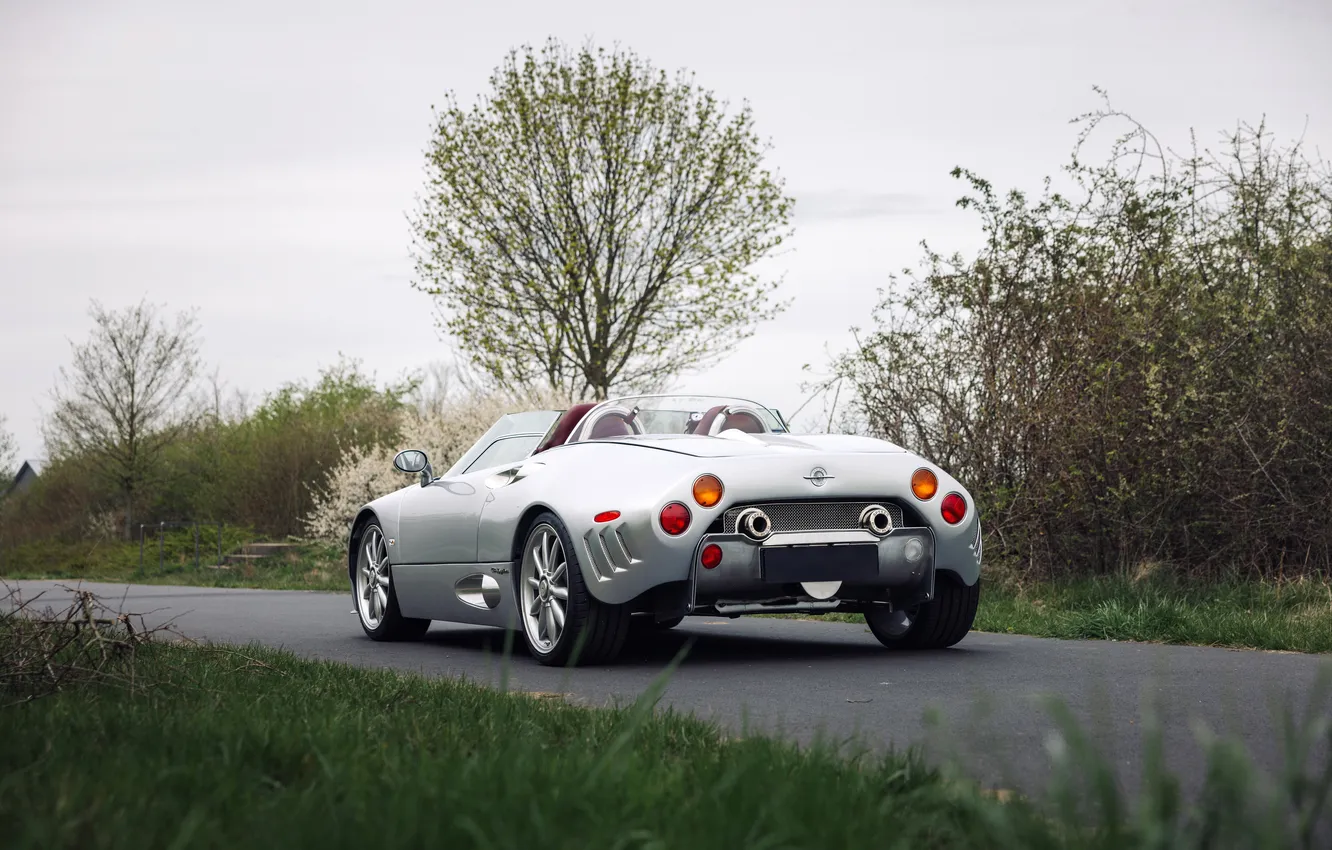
<box><xmin>911</xmin><ymin>468</ymin><xmax>938</xmax><ymax>501</ymax></box>
<box><xmin>692</xmin><ymin>474</ymin><xmax>724</xmax><ymax>508</ymax></box>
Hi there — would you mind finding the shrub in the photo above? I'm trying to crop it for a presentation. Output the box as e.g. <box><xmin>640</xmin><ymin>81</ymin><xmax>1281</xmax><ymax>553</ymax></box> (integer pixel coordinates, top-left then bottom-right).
<box><xmin>303</xmin><ymin>381</ymin><xmax>571</xmax><ymax>545</ymax></box>
<box><xmin>838</xmin><ymin>106</ymin><xmax>1332</xmax><ymax>579</ymax></box>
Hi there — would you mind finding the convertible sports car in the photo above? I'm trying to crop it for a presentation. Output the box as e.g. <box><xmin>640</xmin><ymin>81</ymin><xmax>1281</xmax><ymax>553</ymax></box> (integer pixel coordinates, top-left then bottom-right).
<box><xmin>348</xmin><ymin>394</ymin><xmax>982</xmax><ymax>666</ymax></box>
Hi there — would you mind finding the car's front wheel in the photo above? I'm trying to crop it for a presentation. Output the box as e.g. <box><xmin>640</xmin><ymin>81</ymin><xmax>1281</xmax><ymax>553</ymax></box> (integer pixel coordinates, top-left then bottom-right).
<box><xmin>518</xmin><ymin>512</ymin><xmax>631</xmax><ymax>666</ymax></box>
<box><xmin>355</xmin><ymin>523</ymin><xmax>430</xmax><ymax>641</ymax></box>
<box><xmin>866</xmin><ymin>574</ymin><xmax>980</xmax><ymax>649</ymax></box>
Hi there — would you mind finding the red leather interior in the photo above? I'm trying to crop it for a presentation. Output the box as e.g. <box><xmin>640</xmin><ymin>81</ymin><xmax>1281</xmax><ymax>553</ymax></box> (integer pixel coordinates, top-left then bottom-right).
<box><xmin>723</xmin><ymin>411</ymin><xmax>766</xmax><ymax>433</ymax></box>
<box><xmin>692</xmin><ymin>405</ymin><xmax>766</xmax><ymax>435</ymax></box>
<box><xmin>531</xmin><ymin>402</ymin><xmax>595</xmax><ymax>454</ymax></box>
<box><xmin>589</xmin><ymin>413</ymin><xmax>634</xmax><ymax>439</ymax></box>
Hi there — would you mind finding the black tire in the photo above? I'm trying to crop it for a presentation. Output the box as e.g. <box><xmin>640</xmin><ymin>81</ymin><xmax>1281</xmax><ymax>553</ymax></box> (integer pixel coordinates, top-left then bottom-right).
<box><xmin>866</xmin><ymin>574</ymin><xmax>980</xmax><ymax>649</ymax></box>
<box><xmin>354</xmin><ymin>522</ymin><xmax>430</xmax><ymax>642</ymax></box>
<box><xmin>518</xmin><ymin>511</ymin><xmax>631</xmax><ymax>666</ymax></box>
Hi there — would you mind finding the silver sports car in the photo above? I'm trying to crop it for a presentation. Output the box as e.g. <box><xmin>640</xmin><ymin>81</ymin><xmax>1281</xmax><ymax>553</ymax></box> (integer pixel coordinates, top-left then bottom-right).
<box><xmin>349</xmin><ymin>394</ymin><xmax>982</xmax><ymax>666</ymax></box>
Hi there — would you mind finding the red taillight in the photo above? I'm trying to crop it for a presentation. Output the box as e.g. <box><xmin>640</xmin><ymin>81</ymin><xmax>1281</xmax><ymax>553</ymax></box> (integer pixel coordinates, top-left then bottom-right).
<box><xmin>659</xmin><ymin>502</ymin><xmax>691</xmax><ymax>535</ymax></box>
<box><xmin>593</xmin><ymin>510</ymin><xmax>620</xmax><ymax>523</ymax></box>
<box><xmin>941</xmin><ymin>493</ymin><xmax>967</xmax><ymax>524</ymax></box>
<box><xmin>700</xmin><ymin>544</ymin><xmax>722</xmax><ymax>569</ymax></box>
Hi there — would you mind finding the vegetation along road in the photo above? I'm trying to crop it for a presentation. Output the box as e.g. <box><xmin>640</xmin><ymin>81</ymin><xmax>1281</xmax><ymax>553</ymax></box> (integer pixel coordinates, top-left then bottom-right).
<box><xmin>8</xmin><ymin>579</ymin><xmax>1325</xmax><ymax>805</ymax></box>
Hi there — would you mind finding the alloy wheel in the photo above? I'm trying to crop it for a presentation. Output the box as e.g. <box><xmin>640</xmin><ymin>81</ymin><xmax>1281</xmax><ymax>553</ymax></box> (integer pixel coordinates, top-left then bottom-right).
<box><xmin>357</xmin><ymin>527</ymin><xmax>391</xmax><ymax>630</ymax></box>
<box><xmin>520</xmin><ymin>523</ymin><xmax>570</xmax><ymax>654</ymax></box>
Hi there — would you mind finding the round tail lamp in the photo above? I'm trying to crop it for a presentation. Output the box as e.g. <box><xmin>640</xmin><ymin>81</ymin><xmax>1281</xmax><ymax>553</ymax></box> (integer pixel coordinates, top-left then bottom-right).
<box><xmin>911</xmin><ymin>468</ymin><xmax>938</xmax><ymax>501</ymax></box>
<box><xmin>940</xmin><ymin>493</ymin><xmax>967</xmax><ymax>524</ymax></box>
<box><xmin>692</xmin><ymin>474</ymin><xmax>724</xmax><ymax>508</ymax></box>
<box><xmin>659</xmin><ymin>502</ymin><xmax>691</xmax><ymax>535</ymax></box>
<box><xmin>700</xmin><ymin>544</ymin><xmax>722</xmax><ymax>569</ymax></box>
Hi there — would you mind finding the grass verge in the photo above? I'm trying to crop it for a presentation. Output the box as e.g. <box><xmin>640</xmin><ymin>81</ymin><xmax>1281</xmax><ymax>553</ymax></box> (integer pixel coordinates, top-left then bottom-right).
<box><xmin>787</xmin><ymin>570</ymin><xmax>1332</xmax><ymax>654</ymax></box>
<box><xmin>0</xmin><ymin>530</ymin><xmax>347</xmax><ymax>591</ymax></box>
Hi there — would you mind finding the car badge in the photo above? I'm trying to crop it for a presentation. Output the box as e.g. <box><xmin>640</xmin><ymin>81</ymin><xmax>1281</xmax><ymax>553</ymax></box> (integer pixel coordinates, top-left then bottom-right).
<box><xmin>805</xmin><ymin>467</ymin><xmax>833</xmax><ymax>486</ymax></box>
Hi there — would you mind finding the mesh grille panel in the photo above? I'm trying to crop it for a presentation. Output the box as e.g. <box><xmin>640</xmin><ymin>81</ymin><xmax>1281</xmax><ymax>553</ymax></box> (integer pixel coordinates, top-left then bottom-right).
<box><xmin>722</xmin><ymin>501</ymin><xmax>906</xmax><ymax>534</ymax></box>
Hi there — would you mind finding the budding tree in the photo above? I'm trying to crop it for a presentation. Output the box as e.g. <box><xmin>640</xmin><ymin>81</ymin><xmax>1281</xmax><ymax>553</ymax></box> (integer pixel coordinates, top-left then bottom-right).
<box><xmin>44</xmin><ymin>300</ymin><xmax>201</xmax><ymax>538</ymax></box>
<box><xmin>0</xmin><ymin>415</ymin><xmax>16</xmax><ymax>484</ymax></box>
<box><xmin>411</xmin><ymin>39</ymin><xmax>793</xmax><ymax>399</ymax></box>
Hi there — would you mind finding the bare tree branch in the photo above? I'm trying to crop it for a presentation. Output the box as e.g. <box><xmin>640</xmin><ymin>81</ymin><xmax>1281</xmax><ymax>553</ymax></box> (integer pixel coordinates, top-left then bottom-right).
<box><xmin>42</xmin><ymin>300</ymin><xmax>201</xmax><ymax>539</ymax></box>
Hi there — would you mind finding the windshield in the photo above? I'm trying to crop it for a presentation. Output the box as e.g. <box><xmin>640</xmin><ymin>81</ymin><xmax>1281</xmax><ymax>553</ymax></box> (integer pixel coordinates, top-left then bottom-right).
<box><xmin>443</xmin><ymin>410</ymin><xmax>561</xmax><ymax>477</ymax></box>
<box><xmin>568</xmin><ymin>395</ymin><xmax>787</xmax><ymax>442</ymax></box>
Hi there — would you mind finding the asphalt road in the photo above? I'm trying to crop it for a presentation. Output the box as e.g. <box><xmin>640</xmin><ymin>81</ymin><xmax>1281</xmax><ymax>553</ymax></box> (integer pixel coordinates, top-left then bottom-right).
<box><xmin>8</xmin><ymin>579</ymin><xmax>1329</xmax><ymax>800</ymax></box>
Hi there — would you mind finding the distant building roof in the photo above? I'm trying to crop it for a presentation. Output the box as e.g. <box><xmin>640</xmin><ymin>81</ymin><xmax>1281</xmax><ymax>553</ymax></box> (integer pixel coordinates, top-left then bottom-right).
<box><xmin>5</xmin><ymin>459</ymin><xmax>43</xmax><ymax>498</ymax></box>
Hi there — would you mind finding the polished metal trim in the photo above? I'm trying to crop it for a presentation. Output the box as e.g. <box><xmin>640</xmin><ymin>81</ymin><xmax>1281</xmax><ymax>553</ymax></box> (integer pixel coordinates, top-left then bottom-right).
<box><xmin>723</xmin><ymin>500</ymin><xmax>906</xmax><ymax>535</ymax></box>
<box><xmin>761</xmin><ymin>529</ymin><xmax>880</xmax><ymax>546</ymax></box>
<box><xmin>804</xmin><ymin>466</ymin><xmax>833</xmax><ymax>486</ymax></box>
<box><xmin>455</xmin><ymin>573</ymin><xmax>503</xmax><ymax>609</ymax></box>
<box><xmin>735</xmin><ymin>507</ymin><xmax>772</xmax><ymax>541</ymax></box>
<box><xmin>859</xmin><ymin>504</ymin><xmax>894</xmax><ymax>536</ymax></box>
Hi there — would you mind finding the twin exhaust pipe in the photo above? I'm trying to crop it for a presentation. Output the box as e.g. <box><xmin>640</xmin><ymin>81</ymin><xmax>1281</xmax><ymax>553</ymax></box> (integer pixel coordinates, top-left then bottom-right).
<box><xmin>859</xmin><ymin>504</ymin><xmax>894</xmax><ymax>536</ymax></box>
<box><xmin>734</xmin><ymin>504</ymin><xmax>895</xmax><ymax>541</ymax></box>
<box><xmin>735</xmin><ymin>508</ymin><xmax>773</xmax><ymax>541</ymax></box>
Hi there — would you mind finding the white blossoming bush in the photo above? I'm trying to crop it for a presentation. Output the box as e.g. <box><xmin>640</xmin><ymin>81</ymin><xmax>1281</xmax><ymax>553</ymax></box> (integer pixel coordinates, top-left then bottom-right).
<box><xmin>303</xmin><ymin>386</ymin><xmax>571</xmax><ymax>546</ymax></box>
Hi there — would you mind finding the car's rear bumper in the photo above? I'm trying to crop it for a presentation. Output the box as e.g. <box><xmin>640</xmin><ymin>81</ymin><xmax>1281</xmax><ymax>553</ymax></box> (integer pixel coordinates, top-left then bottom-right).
<box><xmin>687</xmin><ymin>527</ymin><xmax>935</xmax><ymax>615</ymax></box>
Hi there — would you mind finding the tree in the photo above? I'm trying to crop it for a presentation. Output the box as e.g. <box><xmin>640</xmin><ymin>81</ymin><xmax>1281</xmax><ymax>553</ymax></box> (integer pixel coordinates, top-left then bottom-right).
<box><xmin>411</xmin><ymin>39</ymin><xmax>793</xmax><ymax>399</ymax></box>
<box><xmin>44</xmin><ymin>300</ymin><xmax>201</xmax><ymax>539</ymax></box>
<box><xmin>0</xmin><ymin>415</ymin><xmax>16</xmax><ymax>484</ymax></box>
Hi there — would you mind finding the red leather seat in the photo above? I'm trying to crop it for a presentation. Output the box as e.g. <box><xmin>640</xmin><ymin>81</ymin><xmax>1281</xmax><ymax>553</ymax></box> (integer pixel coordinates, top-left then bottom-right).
<box><xmin>588</xmin><ymin>412</ymin><xmax>634</xmax><ymax>439</ymax></box>
<box><xmin>723</xmin><ymin>411</ymin><xmax>766</xmax><ymax>433</ymax></box>
<box><xmin>531</xmin><ymin>402</ymin><xmax>596</xmax><ymax>454</ymax></box>
<box><xmin>691</xmin><ymin>405</ymin><xmax>766</xmax><ymax>435</ymax></box>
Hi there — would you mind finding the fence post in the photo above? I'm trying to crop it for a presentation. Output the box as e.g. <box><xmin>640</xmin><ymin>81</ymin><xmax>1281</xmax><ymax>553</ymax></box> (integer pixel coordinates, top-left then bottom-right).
<box><xmin>194</xmin><ymin>523</ymin><xmax>200</xmax><ymax>568</ymax></box>
<box><xmin>158</xmin><ymin>521</ymin><xmax>165</xmax><ymax>571</ymax></box>
<box><xmin>139</xmin><ymin>525</ymin><xmax>145</xmax><ymax>568</ymax></box>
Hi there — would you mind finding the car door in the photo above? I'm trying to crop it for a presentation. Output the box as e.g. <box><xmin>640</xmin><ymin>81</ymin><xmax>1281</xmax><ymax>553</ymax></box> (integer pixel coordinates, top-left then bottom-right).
<box><xmin>395</xmin><ymin>474</ymin><xmax>491</xmax><ymax>565</ymax></box>
<box><xmin>390</xmin><ymin>433</ymin><xmax>545</xmax><ymax>627</ymax></box>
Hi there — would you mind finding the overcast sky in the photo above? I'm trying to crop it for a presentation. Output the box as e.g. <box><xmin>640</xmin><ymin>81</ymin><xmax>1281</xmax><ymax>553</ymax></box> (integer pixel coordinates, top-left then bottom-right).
<box><xmin>3</xmin><ymin>0</ymin><xmax>1329</xmax><ymax>461</ymax></box>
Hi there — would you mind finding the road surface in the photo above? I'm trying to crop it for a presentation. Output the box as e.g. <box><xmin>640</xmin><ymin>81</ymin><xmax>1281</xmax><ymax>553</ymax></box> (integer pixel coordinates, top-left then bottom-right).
<box><xmin>7</xmin><ymin>579</ymin><xmax>1327</xmax><ymax>799</ymax></box>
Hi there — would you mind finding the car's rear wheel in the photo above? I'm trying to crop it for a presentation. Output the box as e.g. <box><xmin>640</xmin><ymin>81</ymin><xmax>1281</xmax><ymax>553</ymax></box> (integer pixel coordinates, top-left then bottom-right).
<box><xmin>355</xmin><ymin>523</ymin><xmax>430</xmax><ymax>641</ymax></box>
<box><xmin>518</xmin><ymin>512</ymin><xmax>631</xmax><ymax>666</ymax></box>
<box><xmin>866</xmin><ymin>574</ymin><xmax>980</xmax><ymax>649</ymax></box>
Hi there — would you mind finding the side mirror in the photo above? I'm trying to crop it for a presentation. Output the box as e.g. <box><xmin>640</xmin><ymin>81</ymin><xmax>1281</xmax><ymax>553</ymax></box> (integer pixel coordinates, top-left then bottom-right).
<box><xmin>393</xmin><ymin>449</ymin><xmax>433</xmax><ymax>487</ymax></box>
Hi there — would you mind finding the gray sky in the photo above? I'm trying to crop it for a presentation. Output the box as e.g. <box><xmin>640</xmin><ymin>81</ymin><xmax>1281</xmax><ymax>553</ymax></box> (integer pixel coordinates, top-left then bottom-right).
<box><xmin>3</xmin><ymin>0</ymin><xmax>1330</xmax><ymax>460</ymax></box>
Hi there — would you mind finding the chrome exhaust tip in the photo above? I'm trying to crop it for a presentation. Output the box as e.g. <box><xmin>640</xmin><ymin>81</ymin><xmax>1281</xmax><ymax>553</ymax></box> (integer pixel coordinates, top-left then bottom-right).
<box><xmin>859</xmin><ymin>504</ymin><xmax>894</xmax><ymax>536</ymax></box>
<box><xmin>736</xmin><ymin>507</ymin><xmax>773</xmax><ymax>541</ymax></box>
